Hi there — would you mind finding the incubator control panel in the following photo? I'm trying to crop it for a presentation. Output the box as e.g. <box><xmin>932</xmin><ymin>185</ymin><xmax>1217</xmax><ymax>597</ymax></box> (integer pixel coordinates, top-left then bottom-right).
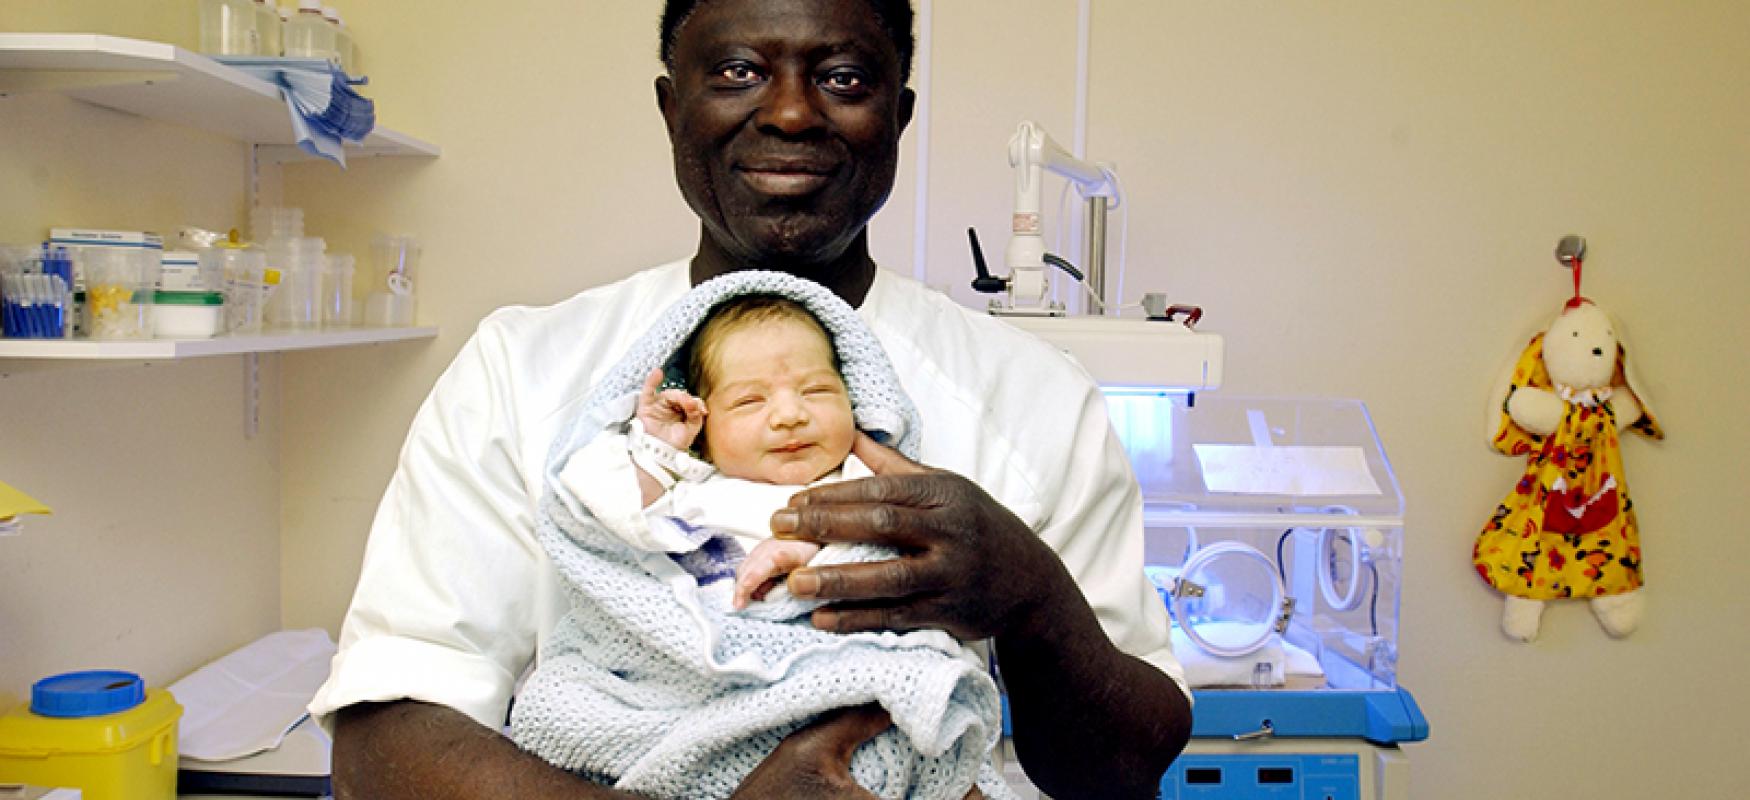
<box><xmin>1163</xmin><ymin>753</ymin><xmax>1359</xmax><ymax>799</ymax></box>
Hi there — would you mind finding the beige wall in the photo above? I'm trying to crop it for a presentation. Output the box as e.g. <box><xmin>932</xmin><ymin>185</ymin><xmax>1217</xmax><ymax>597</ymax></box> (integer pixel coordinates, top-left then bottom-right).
<box><xmin>0</xmin><ymin>80</ymin><xmax>282</xmax><ymax>692</ymax></box>
<box><xmin>5</xmin><ymin>1</ymin><xmax>1745</xmax><ymax>797</ymax></box>
<box><xmin>2</xmin><ymin>0</ymin><xmax>200</xmax><ymax>51</ymax></box>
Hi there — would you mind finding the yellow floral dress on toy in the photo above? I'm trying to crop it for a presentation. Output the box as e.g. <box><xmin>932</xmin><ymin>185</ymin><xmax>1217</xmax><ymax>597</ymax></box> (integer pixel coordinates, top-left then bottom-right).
<box><xmin>1474</xmin><ymin>333</ymin><xmax>1663</xmax><ymax>600</ymax></box>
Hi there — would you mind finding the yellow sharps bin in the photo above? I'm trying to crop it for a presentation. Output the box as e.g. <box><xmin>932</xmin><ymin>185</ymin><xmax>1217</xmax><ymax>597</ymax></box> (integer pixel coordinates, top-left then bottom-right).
<box><xmin>0</xmin><ymin>671</ymin><xmax>181</xmax><ymax>799</ymax></box>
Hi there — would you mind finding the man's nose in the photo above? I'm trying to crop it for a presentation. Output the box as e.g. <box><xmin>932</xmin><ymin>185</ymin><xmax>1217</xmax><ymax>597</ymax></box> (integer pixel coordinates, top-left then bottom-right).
<box><xmin>756</xmin><ymin>72</ymin><xmax>826</xmax><ymax>136</ymax></box>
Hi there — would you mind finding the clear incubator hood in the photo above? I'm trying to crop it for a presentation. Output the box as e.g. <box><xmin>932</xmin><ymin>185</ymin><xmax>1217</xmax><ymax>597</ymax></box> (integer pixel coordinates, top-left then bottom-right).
<box><xmin>1105</xmin><ymin>393</ymin><xmax>1406</xmax><ymax>692</ymax></box>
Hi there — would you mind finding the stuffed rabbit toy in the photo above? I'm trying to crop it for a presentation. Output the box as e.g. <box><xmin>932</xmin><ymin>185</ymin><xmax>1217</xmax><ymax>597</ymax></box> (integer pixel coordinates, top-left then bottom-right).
<box><xmin>1474</xmin><ymin>298</ymin><xmax>1662</xmax><ymax>642</ymax></box>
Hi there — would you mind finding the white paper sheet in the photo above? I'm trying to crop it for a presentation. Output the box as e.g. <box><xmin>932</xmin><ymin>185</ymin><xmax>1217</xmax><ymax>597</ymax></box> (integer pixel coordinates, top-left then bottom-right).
<box><xmin>1194</xmin><ymin>444</ymin><xmax>1383</xmax><ymax>496</ymax></box>
<box><xmin>167</xmin><ymin>629</ymin><xmax>336</xmax><ymax>762</ymax></box>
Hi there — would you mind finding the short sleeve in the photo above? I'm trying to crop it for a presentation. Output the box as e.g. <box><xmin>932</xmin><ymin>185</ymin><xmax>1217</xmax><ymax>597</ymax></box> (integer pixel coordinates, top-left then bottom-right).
<box><xmin>309</xmin><ymin>320</ymin><xmax>548</xmax><ymax>732</ymax></box>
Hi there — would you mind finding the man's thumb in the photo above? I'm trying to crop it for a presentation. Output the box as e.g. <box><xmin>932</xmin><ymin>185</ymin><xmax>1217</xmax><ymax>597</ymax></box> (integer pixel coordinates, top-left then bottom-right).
<box><xmin>813</xmin><ymin>704</ymin><xmax>893</xmax><ymax>761</ymax></box>
<box><xmin>851</xmin><ymin>432</ymin><xmax>926</xmax><ymax>475</ymax></box>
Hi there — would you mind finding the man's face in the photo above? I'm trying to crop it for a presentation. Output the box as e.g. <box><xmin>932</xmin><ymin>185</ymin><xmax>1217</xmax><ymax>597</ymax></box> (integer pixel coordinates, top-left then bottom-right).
<box><xmin>700</xmin><ymin>317</ymin><xmax>856</xmax><ymax>486</ymax></box>
<box><xmin>657</xmin><ymin>0</ymin><xmax>914</xmax><ymax>269</ymax></box>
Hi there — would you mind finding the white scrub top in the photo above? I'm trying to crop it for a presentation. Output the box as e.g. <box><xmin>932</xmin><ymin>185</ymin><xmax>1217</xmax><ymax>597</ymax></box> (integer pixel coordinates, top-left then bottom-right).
<box><xmin>309</xmin><ymin>260</ymin><xmax>1186</xmax><ymax>731</ymax></box>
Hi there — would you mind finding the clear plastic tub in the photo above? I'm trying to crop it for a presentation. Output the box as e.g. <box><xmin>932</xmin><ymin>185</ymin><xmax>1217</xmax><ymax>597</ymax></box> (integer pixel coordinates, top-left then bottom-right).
<box><xmin>282</xmin><ymin>0</ymin><xmax>336</xmax><ymax>60</ymax></box>
<box><xmin>323</xmin><ymin>253</ymin><xmax>356</xmax><ymax>326</ymax></box>
<box><xmin>364</xmin><ymin>234</ymin><xmax>419</xmax><ymax>326</ymax></box>
<box><xmin>83</xmin><ymin>248</ymin><xmax>159</xmax><ymax>339</ymax></box>
<box><xmin>323</xmin><ymin>6</ymin><xmax>353</xmax><ymax>71</ymax></box>
<box><xmin>254</xmin><ymin>0</ymin><xmax>282</xmax><ymax>56</ymax></box>
<box><xmin>275</xmin><ymin>266</ymin><xmax>322</xmax><ymax>329</ymax></box>
<box><xmin>209</xmin><ymin>248</ymin><xmax>271</xmax><ymax>334</ymax></box>
<box><xmin>266</xmin><ymin>237</ymin><xmax>325</xmax><ymax>329</ymax></box>
<box><xmin>250</xmin><ymin>206</ymin><xmax>304</xmax><ymax>243</ymax></box>
<box><xmin>198</xmin><ymin>0</ymin><xmax>259</xmax><ymax>56</ymax></box>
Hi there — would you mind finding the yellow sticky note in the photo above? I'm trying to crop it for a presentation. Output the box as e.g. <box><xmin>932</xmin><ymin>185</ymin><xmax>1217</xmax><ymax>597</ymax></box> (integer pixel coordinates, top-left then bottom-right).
<box><xmin>0</xmin><ymin>479</ymin><xmax>51</xmax><ymax>520</ymax></box>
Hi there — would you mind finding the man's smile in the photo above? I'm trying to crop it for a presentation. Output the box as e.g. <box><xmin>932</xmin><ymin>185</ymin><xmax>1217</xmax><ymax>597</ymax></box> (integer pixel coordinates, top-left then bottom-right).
<box><xmin>736</xmin><ymin>162</ymin><xmax>838</xmax><ymax>197</ymax></box>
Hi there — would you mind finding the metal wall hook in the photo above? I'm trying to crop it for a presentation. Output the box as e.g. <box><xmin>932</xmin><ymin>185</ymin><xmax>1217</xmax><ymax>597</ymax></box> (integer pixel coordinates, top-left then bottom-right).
<box><xmin>1556</xmin><ymin>235</ymin><xmax>1587</xmax><ymax>269</ymax></box>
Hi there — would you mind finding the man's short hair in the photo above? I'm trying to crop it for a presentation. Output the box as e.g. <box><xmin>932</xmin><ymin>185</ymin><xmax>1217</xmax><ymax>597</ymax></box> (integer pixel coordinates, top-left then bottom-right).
<box><xmin>659</xmin><ymin>0</ymin><xmax>916</xmax><ymax>84</ymax></box>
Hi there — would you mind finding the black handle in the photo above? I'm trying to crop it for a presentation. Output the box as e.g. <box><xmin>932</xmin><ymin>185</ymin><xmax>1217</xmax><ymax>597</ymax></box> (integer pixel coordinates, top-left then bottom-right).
<box><xmin>967</xmin><ymin>228</ymin><xmax>1007</xmax><ymax>294</ymax></box>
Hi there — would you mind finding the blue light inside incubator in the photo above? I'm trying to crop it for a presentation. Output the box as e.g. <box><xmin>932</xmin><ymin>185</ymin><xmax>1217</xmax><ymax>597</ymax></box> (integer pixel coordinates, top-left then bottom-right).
<box><xmin>1102</xmin><ymin>386</ymin><xmax>1175</xmax><ymax>477</ymax></box>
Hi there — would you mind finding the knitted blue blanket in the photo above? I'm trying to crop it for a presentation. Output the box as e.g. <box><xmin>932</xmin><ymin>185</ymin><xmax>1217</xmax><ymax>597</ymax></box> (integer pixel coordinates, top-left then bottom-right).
<box><xmin>510</xmin><ymin>271</ymin><xmax>1012</xmax><ymax>799</ymax></box>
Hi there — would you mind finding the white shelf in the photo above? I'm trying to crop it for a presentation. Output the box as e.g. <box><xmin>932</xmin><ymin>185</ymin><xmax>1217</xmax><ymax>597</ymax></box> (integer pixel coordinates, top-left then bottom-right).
<box><xmin>0</xmin><ymin>327</ymin><xmax>437</xmax><ymax>360</ymax></box>
<box><xmin>0</xmin><ymin>33</ymin><xmax>439</xmax><ymax>159</ymax></box>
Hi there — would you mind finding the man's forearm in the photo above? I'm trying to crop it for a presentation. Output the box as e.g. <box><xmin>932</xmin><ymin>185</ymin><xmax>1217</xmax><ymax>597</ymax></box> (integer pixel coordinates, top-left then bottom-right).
<box><xmin>332</xmin><ymin>700</ymin><xmax>646</xmax><ymax>799</ymax></box>
<box><xmin>996</xmin><ymin>564</ymin><xmax>1191</xmax><ymax>799</ymax></box>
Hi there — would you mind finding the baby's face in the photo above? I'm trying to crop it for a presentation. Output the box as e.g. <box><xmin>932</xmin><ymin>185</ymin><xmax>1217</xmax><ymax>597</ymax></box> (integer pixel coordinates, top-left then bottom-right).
<box><xmin>701</xmin><ymin>318</ymin><xmax>856</xmax><ymax>485</ymax></box>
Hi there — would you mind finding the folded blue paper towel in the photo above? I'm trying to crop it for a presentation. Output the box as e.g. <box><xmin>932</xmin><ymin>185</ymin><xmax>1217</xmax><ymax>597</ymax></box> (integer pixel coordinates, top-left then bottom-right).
<box><xmin>215</xmin><ymin>56</ymin><xmax>376</xmax><ymax>166</ymax></box>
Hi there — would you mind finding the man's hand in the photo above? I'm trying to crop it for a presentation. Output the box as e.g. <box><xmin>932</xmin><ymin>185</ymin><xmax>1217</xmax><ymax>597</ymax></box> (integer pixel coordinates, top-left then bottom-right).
<box><xmin>770</xmin><ymin>433</ymin><xmax>1076</xmax><ymax>641</ymax></box>
<box><xmin>729</xmin><ymin>705</ymin><xmax>889</xmax><ymax>800</ymax></box>
<box><xmin>772</xmin><ymin>433</ymin><xmax>1189</xmax><ymax>798</ymax></box>
<box><xmin>636</xmin><ymin>367</ymin><xmax>706</xmax><ymax>450</ymax></box>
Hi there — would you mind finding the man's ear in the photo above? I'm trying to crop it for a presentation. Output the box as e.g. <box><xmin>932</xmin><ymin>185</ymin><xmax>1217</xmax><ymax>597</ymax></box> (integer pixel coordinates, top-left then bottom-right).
<box><xmin>896</xmin><ymin>87</ymin><xmax>916</xmax><ymax>137</ymax></box>
<box><xmin>655</xmin><ymin>75</ymin><xmax>679</xmax><ymax>138</ymax></box>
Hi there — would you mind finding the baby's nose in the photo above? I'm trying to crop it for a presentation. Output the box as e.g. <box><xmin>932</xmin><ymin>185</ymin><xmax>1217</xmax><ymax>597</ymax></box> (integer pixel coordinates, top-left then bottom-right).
<box><xmin>770</xmin><ymin>396</ymin><xmax>806</xmax><ymax>425</ymax></box>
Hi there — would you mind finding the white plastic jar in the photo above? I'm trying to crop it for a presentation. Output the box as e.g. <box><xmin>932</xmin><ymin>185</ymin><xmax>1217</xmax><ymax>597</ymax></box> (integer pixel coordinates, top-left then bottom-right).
<box><xmin>152</xmin><ymin>291</ymin><xmax>226</xmax><ymax>338</ymax></box>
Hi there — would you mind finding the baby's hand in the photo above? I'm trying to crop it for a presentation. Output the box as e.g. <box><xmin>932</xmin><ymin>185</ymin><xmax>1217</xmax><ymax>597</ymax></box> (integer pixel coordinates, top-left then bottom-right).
<box><xmin>637</xmin><ymin>367</ymin><xmax>706</xmax><ymax>451</ymax></box>
<box><xmin>734</xmin><ymin>539</ymin><xmax>823</xmax><ymax>610</ymax></box>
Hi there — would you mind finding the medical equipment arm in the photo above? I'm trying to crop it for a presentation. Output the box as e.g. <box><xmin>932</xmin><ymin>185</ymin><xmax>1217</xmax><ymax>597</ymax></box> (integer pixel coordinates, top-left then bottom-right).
<box><xmin>1004</xmin><ymin>121</ymin><xmax>1117</xmax><ymax>311</ymax></box>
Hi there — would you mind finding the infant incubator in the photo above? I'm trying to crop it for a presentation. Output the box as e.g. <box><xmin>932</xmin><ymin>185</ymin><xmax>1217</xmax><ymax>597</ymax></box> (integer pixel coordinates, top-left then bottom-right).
<box><xmin>1108</xmin><ymin>393</ymin><xmax>1426</xmax><ymax>799</ymax></box>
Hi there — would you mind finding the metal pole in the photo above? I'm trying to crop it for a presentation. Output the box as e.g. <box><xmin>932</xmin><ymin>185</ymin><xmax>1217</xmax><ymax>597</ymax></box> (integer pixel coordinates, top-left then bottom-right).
<box><xmin>1085</xmin><ymin>196</ymin><xmax>1109</xmax><ymax>315</ymax></box>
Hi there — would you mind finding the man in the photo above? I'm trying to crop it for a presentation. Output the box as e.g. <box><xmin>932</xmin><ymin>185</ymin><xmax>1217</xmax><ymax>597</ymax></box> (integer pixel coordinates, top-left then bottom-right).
<box><xmin>321</xmin><ymin>0</ymin><xmax>1192</xmax><ymax>797</ymax></box>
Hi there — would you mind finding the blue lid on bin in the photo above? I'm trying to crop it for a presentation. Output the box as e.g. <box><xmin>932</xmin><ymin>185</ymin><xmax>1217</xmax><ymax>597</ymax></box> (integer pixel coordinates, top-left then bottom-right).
<box><xmin>30</xmin><ymin>670</ymin><xmax>145</xmax><ymax>718</ymax></box>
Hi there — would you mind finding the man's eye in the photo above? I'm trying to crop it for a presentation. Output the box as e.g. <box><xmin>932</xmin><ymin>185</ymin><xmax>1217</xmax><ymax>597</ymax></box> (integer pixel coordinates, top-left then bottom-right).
<box><xmin>820</xmin><ymin>68</ymin><xmax>868</xmax><ymax>94</ymax></box>
<box><xmin>715</xmin><ymin>62</ymin><xmax>763</xmax><ymax>84</ymax></box>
